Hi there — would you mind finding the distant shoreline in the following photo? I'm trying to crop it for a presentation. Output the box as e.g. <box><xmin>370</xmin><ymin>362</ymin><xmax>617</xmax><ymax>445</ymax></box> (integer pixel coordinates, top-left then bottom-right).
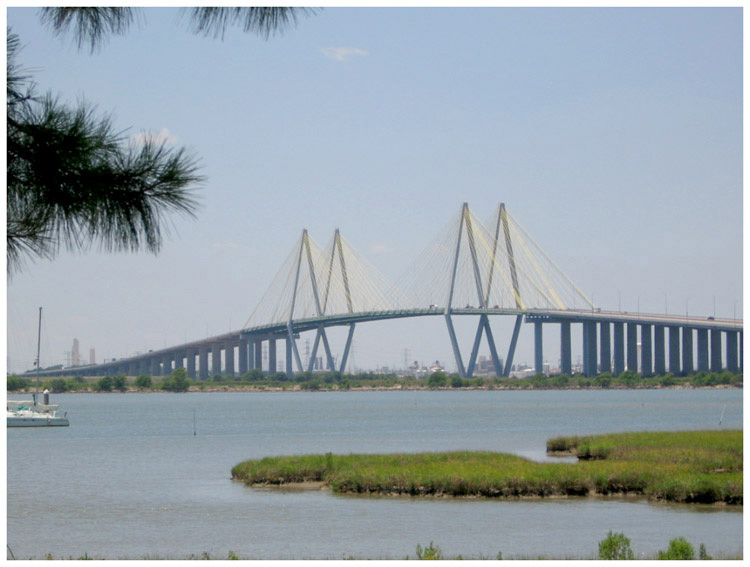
<box><xmin>8</xmin><ymin>383</ymin><xmax>741</xmax><ymax>395</ymax></box>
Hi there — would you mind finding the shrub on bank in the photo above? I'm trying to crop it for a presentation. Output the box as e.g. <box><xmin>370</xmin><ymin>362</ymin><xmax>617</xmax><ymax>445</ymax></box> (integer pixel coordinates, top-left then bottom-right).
<box><xmin>161</xmin><ymin>368</ymin><xmax>191</xmax><ymax>392</ymax></box>
<box><xmin>96</xmin><ymin>376</ymin><xmax>113</xmax><ymax>392</ymax></box>
<box><xmin>135</xmin><ymin>375</ymin><xmax>152</xmax><ymax>389</ymax></box>
<box><xmin>657</xmin><ymin>537</ymin><xmax>695</xmax><ymax>560</ymax></box>
<box><xmin>7</xmin><ymin>375</ymin><xmax>32</xmax><ymax>391</ymax></box>
<box><xmin>427</xmin><ymin>371</ymin><xmax>447</xmax><ymax>388</ymax></box>
<box><xmin>598</xmin><ymin>531</ymin><xmax>634</xmax><ymax>560</ymax></box>
<box><xmin>112</xmin><ymin>374</ymin><xmax>128</xmax><ymax>392</ymax></box>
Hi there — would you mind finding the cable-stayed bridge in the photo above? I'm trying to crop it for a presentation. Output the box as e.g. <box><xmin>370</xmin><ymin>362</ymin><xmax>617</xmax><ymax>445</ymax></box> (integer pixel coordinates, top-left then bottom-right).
<box><xmin>37</xmin><ymin>203</ymin><xmax>743</xmax><ymax>379</ymax></box>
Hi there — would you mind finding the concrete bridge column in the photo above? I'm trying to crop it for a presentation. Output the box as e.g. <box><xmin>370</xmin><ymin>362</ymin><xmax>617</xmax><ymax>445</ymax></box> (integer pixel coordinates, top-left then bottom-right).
<box><xmin>534</xmin><ymin>321</ymin><xmax>543</xmax><ymax>374</ymax></box>
<box><xmin>211</xmin><ymin>344</ymin><xmax>222</xmax><ymax>376</ymax></box>
<box><xmin>225</xmin><ymin>343</ymin><xmax>235</xmax><ymax>376</ymax></box>
<box><xmin>582</xmin><ymin>323</ymin><xmax>589</xmax><ymax>376</ymax></box>
<box><xmin>741</xmin><ymin>331</ymin><xmax>744</xmax><ymax>372</ymax></box>
<box><xmin>128</xmin><ymin>361</ymin><xmax>138</xmax><ymax>376</ymax></box>
<box><xmin>583</xmin><ymin>321</ymin><xmax>597</xmax><ymax>377</ymax></box>
<box><xmin>268</xmin><ymin>339</ymin><xmax>277</xmax><ymax>374</ymax></box>
<box><xmin>254</xmin><ymin>340</ymin><xmax>263</xmax><ymax>370</ymax></box>
<box><xmin>151</xmin><ymin>357</ymin><xmax>160</xmax><ymax>377</ymax></box>
<box><xmin>654</xmin><ymin>325</ymin><xmax>666</xmax><ymax>376</ymax></box>
<box><xmin>187</xmin><ymin>350</ymin><xmax>196</xmax><ymax>379</ymax></box>
<box><xmin>238</xmin><ymin>338</ymin><xmax>248</xmax><ymax>375</ymax></box>
<box><xmin>174</xmin><ymin>352</ymin><xmax>184</xmax><ymax>370</ymax></box>
<box><xmin>599</xmin><ymin>322</ymin><xmax>611</xmax><ymax>374</ymax></box>
<box><xmin>589</xmin><ymin>321</ymin><xmax>598</xmax><ymax>375</ymax></box>
<box><xmin>669</xmin><ymin>327</ymin><xmax>681</xmax><ymax>374</ymax></box>
<box><xmin>613</xmin><ymin>322</ymin><xmax>625</xmax><ymax>376</ymax></box>
<box><xmin>682</xmin><ymin>327</ymin><xmax>694</xmax><ymax>375</ymax></box>
<box><xmin>641</xmin><ymin>324</ymin><xmax>652</xmax><ymax>377</ymax></box>
<box><xmin>726</xmin><ymin>331</ymin><xmax>739</xmax><ymax>373</ymax></box>
<box><xmin>162</xmin><ymin>355</ymin><xmax>172</xmax><ymax>376</ymax></box>
<box><xmin>697</xmin><ymin>329</ymin><xmax>709</xmax><ymax>372</ymax></box>
<box><xmin>626</xmin><ymin>323</ymin><xmax>638</xmax><ymax>373</ymax></box>
<box><xmin>199</xmin><ymin>347</ymin><xmax>209</xmax><ymax>380</ymax></box>
<box><xmin>247</xmin><ymin>338</ymin><xmax>255</xmax><ymax>371</ymax></box>
<box><xmin>560</xmin><ymin>321</ymin><xmax>572</xmax><ymax>375</ymax></box>
<box><xmin>710</xmin><ymin>329</ymin><xmax>722</xmax><ymax>372</ymax></box>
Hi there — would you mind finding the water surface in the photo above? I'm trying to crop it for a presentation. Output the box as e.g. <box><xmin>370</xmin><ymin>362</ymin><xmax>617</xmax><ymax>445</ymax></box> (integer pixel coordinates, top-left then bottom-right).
<box><xmin>7</xmin><ymin>389</ymin><xmax>742</xmax><ymax>559</ymax></box>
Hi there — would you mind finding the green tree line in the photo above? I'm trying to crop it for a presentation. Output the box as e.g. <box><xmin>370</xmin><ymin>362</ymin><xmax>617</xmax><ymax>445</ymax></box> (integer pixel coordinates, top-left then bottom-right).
<box><xmin>7</xmin><ymin>369</ymin><xmax>742</xmax><ymax>393</ymax></box>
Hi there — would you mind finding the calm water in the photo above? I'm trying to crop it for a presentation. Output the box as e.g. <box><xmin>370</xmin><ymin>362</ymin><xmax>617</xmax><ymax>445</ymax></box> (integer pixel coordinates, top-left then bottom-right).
<box><xmin>6</xmin><ymin>389</ymin><xmax>743</xmax><ymax>559</ymax></box>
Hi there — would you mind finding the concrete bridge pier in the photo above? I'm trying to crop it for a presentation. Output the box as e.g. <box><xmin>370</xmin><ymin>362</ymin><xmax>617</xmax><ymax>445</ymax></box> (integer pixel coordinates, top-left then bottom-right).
<box><xmin>710</xmin><ymin>329</ymin><xmax>722</xmax><ymax>372</ymax></box>
<box><xmin>741</xmin><ymin>331</ymin><xmax>744</xmax><ymax>371</ymax></box>
<box><xmin>187</xmin><ymin>349</ymin><xmax>196</xmax><ymax>379</ymax></box>
<box><xmin>225</xmin><ymin>343</ymin><xmax>235</xmax><ymax>376</ymax></box>
<box><xmin>599</xmin><ymin>322</ymin><xmax>611</xmax><ymax>374</ymax></box>
<box><xmin>668</xmin><ymin>327</ymin><xmax>681</xmax><ymax>374</ymax></box>
<box><xmin>582</xmin><ymin>321</ymin><xmax>597</xmax><ymax>377</ymax></box>
<box><xmin>247</xmin><ymin>338</ymin><xmax>255</xmax><ymax>370</ymax></box>
<box><xmin>654</xmin><ymin>325</ymin><xmax>666</xmax><ymax>376</ymax></box>
<box><xmin>626</xmin><ymin>323</ymin><xmax>638</xmax><ymax>373</ymax></box>
<box><xmin>697</xmin><ymin>329</ymin><xmax>709</xmax><ymax>372</ymax></box>
<box><xmin>682</xmin><ymin>327</ymin><xmax>694</xmax><ymax>375</ymax></box>
<box><xmin>162</xmin><ymin>355</ymin><xmax>172</xmax><ymax>376</ymax></box>
<box><xmin>238</xmin><ymin>338</ymin><xmax>248</xmax><ymax>375</ymax></box>
<box><xmin>199</xmin><ymin>347</ymin><xmax>209</xmax><ymax>380</ymax></box>
<box><xmin>641</xmin><ymin>324</ymin><xmax>653</xmax><ymax>377</ymax></box>
<box><xmin>211</xmin><ymin>344</ymin><xmax>221</xmax><ymax>377</ymax></box>
<box><xmin>268</xmin><ymin>339</ymin><xmax>277</xmax><ymax>374</ymax></box>
<box><xmin>254</xmin><ymin>340</ymin><xmax>263</xmax><ymax>370</ymax></box>
<box><xmin>613</xmin><ymin>322</ymin><xmax>624</xmax><ymax>376</ymax></box>
<box><xmin>726</xmin><ymin>330</ymin><xmax>739</xmax><ymax>373</ymax></box>
<box><xmin>150</xmin><ymin>357</ymin><xmax>160</xmax><ymax>377</ymax></box>
<box><xmin>560</xmin><ymin>321</ymin><xmax>572</xmax><ymax>375</ymax></box>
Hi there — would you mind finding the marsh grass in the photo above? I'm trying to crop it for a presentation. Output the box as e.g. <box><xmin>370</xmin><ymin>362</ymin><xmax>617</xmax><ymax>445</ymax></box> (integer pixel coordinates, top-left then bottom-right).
<box><xmin>232</xmin><ymin>430</ymin><xmax>742</xmax><ymax>504</ymax></box>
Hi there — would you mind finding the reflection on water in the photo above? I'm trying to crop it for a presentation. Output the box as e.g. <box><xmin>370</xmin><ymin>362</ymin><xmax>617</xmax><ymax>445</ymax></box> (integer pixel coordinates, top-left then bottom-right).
<box><xmin>7</xmin><ymin>389</ymin><xmax>742</xmax><ymax>559</ymax></box>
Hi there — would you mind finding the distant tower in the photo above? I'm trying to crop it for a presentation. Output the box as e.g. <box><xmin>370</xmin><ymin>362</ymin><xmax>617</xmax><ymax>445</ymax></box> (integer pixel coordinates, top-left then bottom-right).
<box><xmin>72</xmin><ymin>338</ymin><xmax>80</xmax><ymax>366</ymax></box>
<box><xmin>89</xmin><ymin>348</ymin><xmax>96</xmax><ymax>365</ymax></box>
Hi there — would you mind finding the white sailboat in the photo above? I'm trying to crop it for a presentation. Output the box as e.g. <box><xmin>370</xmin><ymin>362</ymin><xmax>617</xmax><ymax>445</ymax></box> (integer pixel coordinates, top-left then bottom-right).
<box><xmin>7</xmin><ymin>308</ymin><xmax>70</xmax><ymax>427</ymax></box>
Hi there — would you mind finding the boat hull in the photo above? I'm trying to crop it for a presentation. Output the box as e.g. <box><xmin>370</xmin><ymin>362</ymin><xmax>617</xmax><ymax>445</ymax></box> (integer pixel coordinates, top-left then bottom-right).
<box><xmin>7</xmin><ymin>413</ymin><xmax>69</xmax><ymax>427</ymax></box>
<box><xmin>7</xmin><ymin>399</ymin><xmax>69</xmax><ymax>427</ymax></box>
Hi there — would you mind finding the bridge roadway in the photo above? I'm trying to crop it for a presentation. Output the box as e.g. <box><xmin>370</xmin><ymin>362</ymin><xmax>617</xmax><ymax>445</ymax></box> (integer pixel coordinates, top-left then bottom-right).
<box><xmin>30</xmin><ymin>307</ymin><xmax>743</xmax><ymax>380</ymax></box>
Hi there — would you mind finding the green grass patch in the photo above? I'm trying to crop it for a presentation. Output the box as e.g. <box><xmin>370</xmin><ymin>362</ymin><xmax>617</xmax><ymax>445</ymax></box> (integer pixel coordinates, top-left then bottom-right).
<box><xmin>233</xmin><ymin>430</ymin><xmax>742</xmax><ymax>505</ymax></box>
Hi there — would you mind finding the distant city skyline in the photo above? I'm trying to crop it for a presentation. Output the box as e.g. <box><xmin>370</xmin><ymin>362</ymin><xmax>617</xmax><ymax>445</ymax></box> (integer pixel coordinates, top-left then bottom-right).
<box><xmin>6</xmin><ymin>7</ymin><xmax>742</xmax><ymax>375</ymax></box>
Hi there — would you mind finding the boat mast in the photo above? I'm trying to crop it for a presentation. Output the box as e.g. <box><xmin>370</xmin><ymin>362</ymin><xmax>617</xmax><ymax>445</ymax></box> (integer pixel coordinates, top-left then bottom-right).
<box><xmin>35</xmin><ymin>307</ymin><xmax>42</xmax><ymax>404</ymax></box>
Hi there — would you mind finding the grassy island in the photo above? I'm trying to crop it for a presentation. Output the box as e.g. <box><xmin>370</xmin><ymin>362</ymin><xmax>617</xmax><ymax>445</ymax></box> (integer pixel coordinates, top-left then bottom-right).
<box><xmin>232</xmin><ymin>430</ymin><xmax>742</xmax><ymax>505</ymax></box>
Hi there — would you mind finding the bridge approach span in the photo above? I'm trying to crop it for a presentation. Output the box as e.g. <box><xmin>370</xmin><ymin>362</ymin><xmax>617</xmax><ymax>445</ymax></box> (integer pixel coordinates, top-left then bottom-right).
<box><xmin>33</xmin><ymin>308</ymin><xmax>742</xmax><ymax>379</ymax></box>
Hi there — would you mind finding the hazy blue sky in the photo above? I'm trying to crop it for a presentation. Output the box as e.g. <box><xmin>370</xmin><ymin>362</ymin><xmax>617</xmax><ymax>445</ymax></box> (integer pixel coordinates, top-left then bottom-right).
<box><xmin>6</xmin><ymin>7</ymin><xmax>743</xmax><ymax>374</ymax></box>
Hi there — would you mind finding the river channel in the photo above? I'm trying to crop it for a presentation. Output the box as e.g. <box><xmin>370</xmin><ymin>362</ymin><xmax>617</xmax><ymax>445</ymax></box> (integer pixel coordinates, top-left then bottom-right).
<box><xmin>6</xmin><ymin>388</ymin><xmax>743</xmax><ymax>559</ymax></box>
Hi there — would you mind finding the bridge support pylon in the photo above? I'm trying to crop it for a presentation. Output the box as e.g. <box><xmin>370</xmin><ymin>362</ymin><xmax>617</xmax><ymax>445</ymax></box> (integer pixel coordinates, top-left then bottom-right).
<box><xmin>654</xmin><ymin>325</ymin><xmax>666</xmax><ymax>376</ymax></box>
<box><xmin>682</xmin><ymin>327</ymin><xmax>694</xmax><ymax>376</ymax></box>
<box><xmin>641</xmin><ymin>324</ymin><xmax>653</xmax><ymax>377</ymax></box>
<box><xmin>560</xmin><ymin>321</ymin><xmax>572</xmax><ymax>375</ymax></box>
<box><xmin>599</xmin><ymin>322</ymin><xmax>611</xmax><ymax>374</ymax></box>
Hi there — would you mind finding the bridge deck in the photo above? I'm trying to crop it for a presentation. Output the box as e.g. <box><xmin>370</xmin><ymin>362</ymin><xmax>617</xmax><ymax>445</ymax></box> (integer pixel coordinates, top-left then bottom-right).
<box><xmin>30</xmin><ymin>308</ymin><xmax>742</xmax><ymax>377</ymax></box>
